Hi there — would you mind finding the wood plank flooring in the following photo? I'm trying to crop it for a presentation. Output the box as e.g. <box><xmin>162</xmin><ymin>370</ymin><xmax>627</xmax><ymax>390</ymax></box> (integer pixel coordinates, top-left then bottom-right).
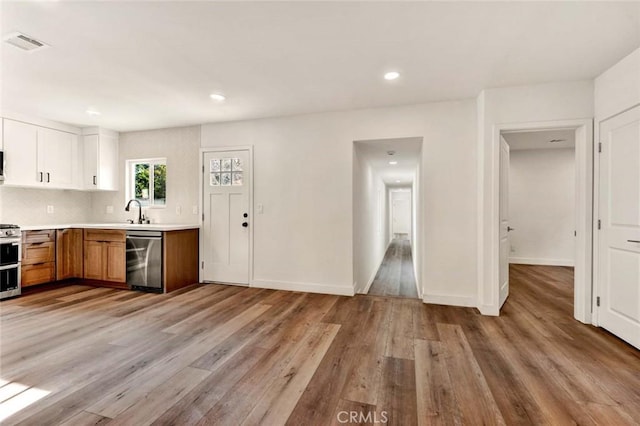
<box><xmin>1</xmin><ymin>265</ymin><xmax>639</xmax><ymax>425</ymax></box>
<box><xmin>368</xmin><ymin>238</ymin><xmax>418</xmax><ymax>298</ymax></box>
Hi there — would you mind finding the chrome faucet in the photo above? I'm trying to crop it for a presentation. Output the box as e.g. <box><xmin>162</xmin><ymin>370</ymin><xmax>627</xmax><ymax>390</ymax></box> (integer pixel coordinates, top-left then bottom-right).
<box><xmin>125</xmin><ymin>199</ymin><xmax>143</xmax><ymax>224</ymax></box>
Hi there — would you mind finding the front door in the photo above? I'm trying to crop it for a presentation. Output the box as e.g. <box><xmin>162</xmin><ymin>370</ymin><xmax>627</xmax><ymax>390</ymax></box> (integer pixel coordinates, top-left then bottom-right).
<box><xmin>203</xmin><ymin>150</ymin><xmax>250</xmax><ymax>285</ymax></box>
<box><xmin>499</xmin><ymin>136</ymin><xmax>511</xmax><ymax>309</ymax></box>
<box><xmin>597</xmin><ymin>105</ymin><xmax>640</xmax><ymax>349</ymax></box>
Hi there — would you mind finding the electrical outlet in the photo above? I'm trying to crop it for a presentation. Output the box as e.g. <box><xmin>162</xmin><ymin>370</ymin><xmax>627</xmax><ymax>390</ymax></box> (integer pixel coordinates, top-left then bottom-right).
<box><xmin>257</xmin><ymin>204</ymin><xmax>264</xmax><ymax>214</ymax></box>
<box><xmin>192</xmin><ymin>205</ymin><xmax>198</xmax><ymax>215</ymax></box>
<box><xmin>510</xmin><ymin>246</ymin><xmax>516</xmax><ymax>253</ymax></box>
<box><xmin>106</xmin><ymin>205</ymin><xmax>114</xmax><ymax>214</ymax></box>
<box><xmin>47</xmin><ymin>205</ymin><xmax>54</xmax><ymax>214</ymax></box>
<box><xmin>176</xmin><ymin>205</ymin><xmax>182</xmax><ymax>215</ymax></box>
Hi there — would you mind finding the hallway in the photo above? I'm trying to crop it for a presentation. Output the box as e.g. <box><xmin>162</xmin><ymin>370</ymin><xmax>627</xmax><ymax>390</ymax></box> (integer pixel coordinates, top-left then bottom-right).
<box><xmin>368</xmin><ymin>237</ymin><xmax>418</xmax><ymax>298</ymax></box>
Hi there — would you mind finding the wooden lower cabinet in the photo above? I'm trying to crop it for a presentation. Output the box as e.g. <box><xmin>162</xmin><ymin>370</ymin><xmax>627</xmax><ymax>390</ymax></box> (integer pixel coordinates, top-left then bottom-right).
<box><xmin>56</xmin><ymin>228</ymin><xmax>83</xmax><ymax>280</ymax></box>
<box><xmin>21</xmin><ymin>227</ymin><xmax>197</xmax><ymax>292</ymax></box>
<box><xmin>105</xmin><ymin>242</ymin><xmax>126</xmax><ymax>282</ymax></box>
<box><xmin>22</xmin><ymin>263</ymin><xmax>56</xmax><ymax>287</ymax></box>
<box><xmin>22</xmin><ymin>230</ymin><xmax>56</xmax><ymax>287</ymax></box>
<box><xmin>83</xmin><ymin>229</ymin><xmax>126</xmax><ymax>284</ymax></box>
<box><xmin>83</xmin><ymin>240</ymin><xmax>104</xmax><ymax>280</ymax></box>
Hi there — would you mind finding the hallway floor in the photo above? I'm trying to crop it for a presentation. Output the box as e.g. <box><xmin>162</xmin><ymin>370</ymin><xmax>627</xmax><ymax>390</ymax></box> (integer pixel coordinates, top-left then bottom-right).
<box><xmin>368</xmin><ymin>237</ymin><xmax>418</xmax><ymax>299</ymax></box>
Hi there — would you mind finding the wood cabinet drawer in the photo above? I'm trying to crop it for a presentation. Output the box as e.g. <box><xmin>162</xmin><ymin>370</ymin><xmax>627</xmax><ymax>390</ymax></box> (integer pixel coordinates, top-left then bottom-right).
<box><xmin>22</xmin><ymin>262</ymin><xmax>56</xmax><ymax>287</ymax></box>
<box><xmin>22</xmin><ymin>229</ymin><xmax>56</xmax><ymax>244</ymax></box>
<box><xmin>22</xmin><ymin>241</ymin><xmax>55</xmax><ymax>265</ymax></box>
<box><xmin>84</xmin><ymin>229</ymin><xmax>126</xmax><ymax>243</ymax></box>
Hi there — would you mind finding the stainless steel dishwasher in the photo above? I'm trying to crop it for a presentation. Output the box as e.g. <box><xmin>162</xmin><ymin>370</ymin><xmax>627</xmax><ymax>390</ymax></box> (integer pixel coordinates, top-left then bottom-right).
<box><xmin>126</xmin><ymin>230</ymin><xmax>163</xmax><ymax>292</ymax></box>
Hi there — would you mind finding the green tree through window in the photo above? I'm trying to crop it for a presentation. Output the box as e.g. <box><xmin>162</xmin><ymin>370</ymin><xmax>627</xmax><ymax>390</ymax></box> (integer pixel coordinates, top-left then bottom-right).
<box><xmin>128</xmin><ymin>159</ymin><xmax>167</xmax><ymax>206</ymax></box>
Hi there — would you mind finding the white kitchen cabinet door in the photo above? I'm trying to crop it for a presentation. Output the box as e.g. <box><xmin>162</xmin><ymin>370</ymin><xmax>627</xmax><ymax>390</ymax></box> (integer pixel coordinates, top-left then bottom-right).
<box><xmin>38</xmin><ymin>127</ymin><xmax>78</xmax><ymax>189</ymax></box>
<box><xmin>83</xmin><ymin>132</ymin><xmax>118</xmax><ymax>191</ymax></box>
<box><xmin>98</xmin><ymin>133</ymin><xmax>118</xmax><ymax>191</ymax></box>
<box><xmin>83</xmin><ymin>134</ymin><xmax>99</xmax><ymax>189</ymax></box>
<box><xmin>3</xmin><ymin>119</ymin><xmax>40</xmax><ymax>187</ymax></box>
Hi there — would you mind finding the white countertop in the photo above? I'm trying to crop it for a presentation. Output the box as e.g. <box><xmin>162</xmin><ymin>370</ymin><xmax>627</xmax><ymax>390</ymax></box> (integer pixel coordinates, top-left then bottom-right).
<box><xmin>20</xmin><ymin>223</ymin><xmax>201</xmax><ymax>232</ymax></box>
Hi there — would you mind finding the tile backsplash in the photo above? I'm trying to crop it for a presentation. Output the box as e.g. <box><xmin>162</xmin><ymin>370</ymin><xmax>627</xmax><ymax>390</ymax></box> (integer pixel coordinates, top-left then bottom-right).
<box><xmin>0</xmin><ymin>186</ymin><xmax>93</xmax><ymax>226</ymax></box>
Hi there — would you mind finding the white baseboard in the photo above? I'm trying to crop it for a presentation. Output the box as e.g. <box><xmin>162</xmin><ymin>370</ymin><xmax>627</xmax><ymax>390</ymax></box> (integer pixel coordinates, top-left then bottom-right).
<box><xmin>251</xmin><ymin>279</ymin><xmax>355</xmax><ymax>296</ymax></box>
<box><xmin>509</xmin><ymin>257</ymin><xmax>574</xmax><ymax>267</ymax></box>
<box><xmin>423</xmin><ymin>293</ymin><xmax>476</xmax><ymax>308</ymax></box>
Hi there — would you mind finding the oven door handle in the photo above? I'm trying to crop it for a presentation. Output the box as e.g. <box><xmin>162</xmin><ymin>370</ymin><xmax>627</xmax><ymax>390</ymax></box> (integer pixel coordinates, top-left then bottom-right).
<box><xmin>0</xmin><ymin>264</ymin><xmax>19</xmax><ymax>271</ymax></box>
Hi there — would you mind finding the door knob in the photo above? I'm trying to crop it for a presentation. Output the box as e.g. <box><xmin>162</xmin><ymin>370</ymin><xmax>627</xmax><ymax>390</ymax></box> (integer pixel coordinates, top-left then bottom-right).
<box><xmin>507</xmin><ymin>226</ymin><xmax>515</xmax><ymax>232</ymax></box>
<box><xmin>242</xmin><ymin>222</ymin><xmax>248</xmax><ymax>228</ymax></box>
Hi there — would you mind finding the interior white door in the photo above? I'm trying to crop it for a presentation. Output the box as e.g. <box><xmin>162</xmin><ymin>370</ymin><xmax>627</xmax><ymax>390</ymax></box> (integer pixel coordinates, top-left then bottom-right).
<box><xmin>499</xmin><ymin>137</ymin><xmax>510</xmax><ymax>309</ymax></box>
<box><xmin>203</xmin><ymin>150</ymin><xmax>250</xmax><ymax>285</ymax></box>
<box><xmin>597</xmin><ymin>105</ymin><xmax>640</xmax><ymax>349</ymax></box>
<box><xmin>392</xmin><ymin>197</ymin><xmax>411</xmax><ymax>235</ymax></box>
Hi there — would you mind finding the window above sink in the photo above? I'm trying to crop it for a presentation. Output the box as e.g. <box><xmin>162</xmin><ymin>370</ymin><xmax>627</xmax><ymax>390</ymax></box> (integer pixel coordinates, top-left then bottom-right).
<box><xmin>126</xmin><ymin>158</ymin><xmax>167</xmax><ymax>208</ymax></box>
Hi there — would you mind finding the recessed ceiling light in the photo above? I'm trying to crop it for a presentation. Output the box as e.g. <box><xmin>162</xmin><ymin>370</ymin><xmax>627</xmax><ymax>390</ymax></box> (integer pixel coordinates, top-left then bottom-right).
<box><xmin>85</xmin><ymin>109</ymin><xmax>101</xmax><ymax>116</ymax></box>
<box><xmin>395</xmin><ymin>180</ymin><xmax>401</xmax><ymax>183</ymax></box>
<box><xmin>384</xmin><ymin>71</ymin><xmax>400</xmax><ymax>81</ymax></box>
<box><xmin>210</xmin><ymin>93</ymin><xmax>226</xmax><ymax>101</ymax></box>
<box><xmin>389</xmin><ymin>161</ymin><xmax>398</xmax><ymax>165</ymax></box>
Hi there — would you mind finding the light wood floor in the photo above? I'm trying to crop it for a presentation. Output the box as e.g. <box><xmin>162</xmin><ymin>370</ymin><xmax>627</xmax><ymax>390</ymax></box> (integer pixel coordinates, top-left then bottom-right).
<box><xmin>1</xmin><ymin>265</ymin><xmax>639</xmax><ymax>425</ymax></box>
<box><xmin>368</xmin><ymin>237</ymin><xmax>418</xmax><ymax>299</ymax></box>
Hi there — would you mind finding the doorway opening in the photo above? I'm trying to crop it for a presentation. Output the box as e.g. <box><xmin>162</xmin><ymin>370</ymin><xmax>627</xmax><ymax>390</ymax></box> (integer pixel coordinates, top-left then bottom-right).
<box><xmin>501</xmin><ymin>129</ymin><xmax>577</xmax><ymax>318</ymax></box>
<box><xmin>352</xmin><ymin>137</ymin><xmax>422</xmax><ymax>299</ymax></box>
<box><xmin>495</xmin><ymin>120</ymin><xmax>593</xmax><ymax>323</ymax></box>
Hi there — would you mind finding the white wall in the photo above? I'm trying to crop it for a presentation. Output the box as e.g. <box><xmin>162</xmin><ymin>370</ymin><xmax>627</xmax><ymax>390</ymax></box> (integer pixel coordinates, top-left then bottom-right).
<box><xmin>91</xmin><ymin>125</ymin><xmax>201</xmax><ymax>224</ymax></box>
<box><xmin>509</xmin><ymin>148</ymin><xmax>575</xmax><ymax>266</ymax></box>
<box><xmin>477</xmin><ymin>80</ymin><xmax>594</xmax><ymax>314</ymax></box>
<box><xmin>595</xmin><ymin>47</ymin><xmax>640</xmax><ymax>121</ymax></box>
<box><xmin>353</xmin><ymin>148</ymin><xmax>389</xmax><ymax>293</ymax></box>
<box><xmin>0</xmin><ymin>187</ymin><xmax>92</xmax><ymax>225</ymax></box>
<box><xmin>201</xmin><ymin>100</ymin><xmax>477</xmax><ymax>300</ymax></box>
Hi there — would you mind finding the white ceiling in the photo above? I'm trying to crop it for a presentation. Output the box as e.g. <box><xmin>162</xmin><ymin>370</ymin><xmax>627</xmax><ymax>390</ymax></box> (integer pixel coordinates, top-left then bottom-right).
<box><xmin>2</xmin><ymin>2</ymin><xmax>640</xmax><ymax>132</ymax></box>
<box><xmin>355</xmin><ymin>137</ymin><xmax>422</xmax><ymax>185</ymax></box>
<box><xmin>503</xmin><ymin>129</ymin><xmax>576</xmax><ymax>151</ymax></box>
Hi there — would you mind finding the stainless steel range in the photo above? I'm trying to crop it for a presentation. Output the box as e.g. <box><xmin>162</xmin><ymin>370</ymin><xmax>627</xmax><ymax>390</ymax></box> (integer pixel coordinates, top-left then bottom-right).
<box><xmin>0</xmin><ymin>224</ymin><xmax>21</xmax><ymax>299</ymax></box>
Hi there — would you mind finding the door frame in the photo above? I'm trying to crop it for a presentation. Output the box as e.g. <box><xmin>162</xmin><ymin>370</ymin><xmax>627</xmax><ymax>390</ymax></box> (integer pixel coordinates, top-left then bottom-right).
<box><xmin>199</xmin><ymin>146</ymin><xmax>254</xmax><ymax>285</ymax></box>
<box><xmin>480</xmin><ymin>118</ymin><xmax>594</xmax><ymax>322</ymax></box>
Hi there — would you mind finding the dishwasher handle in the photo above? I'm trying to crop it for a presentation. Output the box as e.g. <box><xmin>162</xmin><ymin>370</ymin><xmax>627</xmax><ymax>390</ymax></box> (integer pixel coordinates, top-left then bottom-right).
<box><xmin>126</xmin><ymin>231</ymin><xmax>163</xmax><ymax>239</ymax></box>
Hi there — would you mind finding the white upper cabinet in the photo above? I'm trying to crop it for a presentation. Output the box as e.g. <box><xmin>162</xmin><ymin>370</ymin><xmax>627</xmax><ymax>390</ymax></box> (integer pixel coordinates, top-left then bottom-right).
<box><xmin>38</xmin><ymin>127</ymin><xmax>78</xmax><ymax>189</ymax></box>
<box><xmin>2</xmin><ymin>118</ymin><xmax>79</xmax><ymax>189</ymax></box>
<box><xmin>82</xmin><ymin>128</ymin><xmax>118</xmax><ymax>191</ymax></box>
<box><xmin>2</xmin><ymin>117</ymin><xmax>117</xmax><ymax>191</ymax></box>
<box><xmin>3</xmin><ymin>119</ymin><xmax>40</xmax><ymax>187</ymax></box>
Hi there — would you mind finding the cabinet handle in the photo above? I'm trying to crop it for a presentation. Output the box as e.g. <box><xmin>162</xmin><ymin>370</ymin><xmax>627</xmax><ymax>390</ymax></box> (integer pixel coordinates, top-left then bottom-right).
<box><xmin>39</xmin><ymin>172</ymin><xmax>43</xmax><ymax>182</ymax></box>
<box><xmin>93</xmin><ymin>175</ymin><xmax>97</xmax><ymax>185</ymax></box>
<box><xmin>47</xmin><ymin>172</ymin><xmax>50</xmax><ymax>183</ymax></box>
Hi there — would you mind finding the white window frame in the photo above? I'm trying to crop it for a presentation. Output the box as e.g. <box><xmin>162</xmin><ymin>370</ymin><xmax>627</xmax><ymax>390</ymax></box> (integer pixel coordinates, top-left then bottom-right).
<box><xmin>125</xmin><ymin>158</ymin><xmax>167</xmax><ymax>208</ymax></box>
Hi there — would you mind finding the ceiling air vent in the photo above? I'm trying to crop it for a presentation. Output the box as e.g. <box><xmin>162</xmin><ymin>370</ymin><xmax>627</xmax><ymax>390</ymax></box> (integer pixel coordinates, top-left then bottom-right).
<box><xmin>3</xmin><ymin>32</ymin><xmax>49</xmax><ymax>52</ymax></box>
